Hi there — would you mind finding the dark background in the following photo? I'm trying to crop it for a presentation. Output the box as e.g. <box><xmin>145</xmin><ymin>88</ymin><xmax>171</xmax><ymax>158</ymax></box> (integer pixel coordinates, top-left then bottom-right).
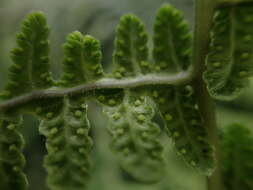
<box><xmin>0</xmin><ymin>0</ymin><xmax>252</xmax><ymax>189</ymax></box>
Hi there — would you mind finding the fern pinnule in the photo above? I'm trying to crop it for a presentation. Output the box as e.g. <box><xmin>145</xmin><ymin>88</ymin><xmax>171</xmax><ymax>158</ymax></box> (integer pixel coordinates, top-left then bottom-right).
<box><xmin>153</xmin><ymin>4</ymin><xmax>192</xmax><ymax>72</ymax></box>
<box><xmin>151</xmin><ymin>5</ymin><xmax>214</xmax><ymax>175</ymax></box>
<box><xmin>60</xmin><ymin>31</ymin><xmax>103</xmax><ymax>87</ymax></box>
<box><xmin>39</xmin><ymin>97</ymin><xmax>93</xmax><ymax>190</ymax></box>
<box><xmin>1</xmin><ymin>12</ymin><xmax>53</xmax><ymax>99</ymax></box>
<box><xmin>0</xmin><ymin>116</ymin><xmax>28</xmax><ymax>190</ymax></box>
<box><xmin>204</xmin><ymin>4</ymin><xmax>253</xmax><ymax>100</ymax></box>
<box><xmin>102</xmin><ymin>91</ymin><xmax>165</xmax><ymax>183</ymax></box>
<box><xmin>113</xmin><ymin>14</ymin><xmax>150</xmax><ymax>77</ymax></box>
<box><xmin>151</xmin><ymin>85</ymin><xmax>215</xmax><ymax>175</ymax></box>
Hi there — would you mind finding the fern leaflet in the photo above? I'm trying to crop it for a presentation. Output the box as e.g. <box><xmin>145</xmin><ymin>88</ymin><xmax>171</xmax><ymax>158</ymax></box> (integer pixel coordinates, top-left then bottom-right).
<box><xmin>1</xmin><ymin>12</ymin><xmax>53</xmax><ymax>99</ymax></box>
<box><xmin>152</xmin><ymin>4</ymin><xmax>214</xmax><ymax>175</ymax></box>
<box><xmin>39</xmin><ymin>97</ymin><xmax>93</xmax><ymax>190</ymax></box>
<box><xmin>0</xmin><ymin>115</ymin><xmax>28</xmax><ymax>190</ymax></box>
<box><xmin>204</xmin><ymin>4</ymin><xmax>253</xmax><ymax>100</ymax></box>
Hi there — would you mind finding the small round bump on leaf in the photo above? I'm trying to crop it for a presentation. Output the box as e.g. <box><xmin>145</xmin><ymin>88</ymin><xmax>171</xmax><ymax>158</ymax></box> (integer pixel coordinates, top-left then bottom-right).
<box><xmin>50</xmin><ymin>128</ymin><xmax>58</xmax><ymax>135</ymax></box>
<box><xmin>190</xmin><ymin>160</ymin><xmax>197</xmax><ymax>167</ymax></box>
<box><xmin>46</xmin><ymin>77</ymin><xmax>52</xmax><ymax>82</ymax></box>
<box><xmin>77</xmin><ymin>128</ymin><xmax>86</xmax><ymax>135</ymax></box>
<box><xmin>113</xmin><ymin>112</ymin><xmax>121</xmax><ymax>120</ymax></box>
<box><xmin>7</xmin><ymin>124</ymin><xmax>16</xmax><ymax>130</ymax></box>
<box><xmin>180</xmin><ymin>148</ymin><xmax>187</xmax><ymax>154</ymax></box>
<box><xmin>213</xmin><ymin>62</ymin><xmax>221</xmax><ymax>68</ymax></box>
<box><xmin>155</xmin><ymin>66</ymin><xmax>161</xmax><ymax>71</ymax></box>
<box><xmin>159</xmin><ymin>98</ymin><xmax>165</xmax><ymax>104</ymax></box>
<box><xmin>190</xmin><ymin>119</ymin><xmax>198</xmax><ymax>125</ymax></box>
<box><xmin>140</xmin><ymin>61</ymin><xmax>149</xmax><ymax>67</ymax></box>
<box><xmin>239</xmin><ymin>71</ymin><xmax>248</xmax><ymax>77</ymax></box>
<box><xmin>9</xmin><ymin>145</ymin><xmax>17</xmax><ymax>151</ymax></box>
<box><xmin>75</xmin><ymin>110</ymin><xmax>82</xmax><ymax>117</ymax></box>
<box><xmin>115</xmin><ymin>51</ymin><xmax>124</xmax><ymax>58</ymax></box>
<box><xmin>46</xmin><ymin>112</ymin><xmax>53</xmax><ymax>119</ymax></box>
<box><xmin>123</xmin><ymin>148</ymin><xmax>130</xmax><ymax>156</ymax></box>
<box><xmin>173</xmin><ymin>131</ymin><xmax>180</xmax><ymax>138</ymax></box>
<box><xmin>0</xmin><ymin>90</ymin><xmax>11</xmax><ymax>98</ymax></box>
<box><xmin>119</xmin><ymin>67</ymin><xmax>126</xmax><ymax>73</ymax></box>
<box><xmin>108</xmin><ymin>99</ymin><xmax>116</xmax><ymax>106</ymax></box>
<box><xmin>81</xmin><ymin>167</ymin><xmax>88</xmax><ymax>173</ymax></box>
<box><xmin>243</xmin><ymin>35</ymin><xmax>253</xmax><ymax>42</ymax></box>
<box><xmin>244</xmin><ymin>15</ymin><xmax>253</xmax><ymax>23</ymax></box>
<box><xmin>35</xmin><ymin>107</ymin><xmax>42</xmax><ymax>114</ymax></box>
<box><xmin>141</xmin><ymin>132</ymin><xmax>148</xmax><ymax>139</ymax></box>
<box><xmin>40</xmin><ymin>56</ymin><xmax>49</xmax><ymax>62</ymax></box>
<box><xmin>96</xmin><ymin>69</ymin><xmax>103</xmax><ymax>75</ymax></box>
<box><xmin>137</xmin><ymin>114</ymin><xmax>145</xmax><ymax>122</ymax></box>
<box><xmin>98</xmin><ymin>95</ymin><xmax>105</xmax><ymax>102</ymax></box>
<box><xmin>79</xmin><ymin>148</ymin><xmax>86</xmax><ymax>154</ymax></box>
<box><xmin>40</xmin><ymin>73</ymin><xmax>48</xmax><ymax>79</ymax></box>
<box><xmin>197</xmin><ymin>136</ymin><xmax>204</xmax><ymax>141</ymax></box>
<box><xmin>152</xmin><ymin>90</ymin><xmax>159</xmax><ymax>98</ymax></box>
<box><xmin>165</xmin><ymin>114</ymin><xmax>173</xmax><ymax>121</ymax></box>
<box><xmin>116</xmin><ymin>128</ymin><xmax>124</xmax><ymax>136</ymax></box>
<box><xmin>115</xmin><ymin>72</ymin><xmax>122</xmax><ymax>79</ymax></box>
<box><xmin>216</xmin><ymin>46</ymin><xmax>223</xmax><ymax>51</ymax></box>
<box><xmin>134</xmin><ymin>100</ymin><xmax>142</xmax><ymax>106</ymax></box>
<box><xmin>40</xmin><ymin>40</ymin><xmax>48</xmax><ymax>45</ymax></box>
<box><xmin>81</xmin><ymin>104</ymin><xmax>87</xmax><ymax>109</ymax></box>
<box><xmin>65</xmin><ymin>57</ymin><xmax>73</xmax><ymax>63</ymax></box>
<box><xmin>160</xmin><ymin>62</ymin><xmax>167</xmax><ymax>69</ymax></box>
<box><xmin>13</xmin><ymin>166</ymin><xmax>20</xmax><ymax>172</ymax></box>
<box><xmin>241</xmin><ymin>53</ymin><xmax>250</xmax><ymax>59</ymax></box>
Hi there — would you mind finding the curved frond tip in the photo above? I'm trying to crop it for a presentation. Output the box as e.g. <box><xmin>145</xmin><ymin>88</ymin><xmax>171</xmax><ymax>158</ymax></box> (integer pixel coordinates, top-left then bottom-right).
<box><xmin>204</xmin><ymin>4</ymin><xmax>253</xmax><ymax>100</ymax></box>
<box><xmin>2</xmin><ymin>12</ymin><xmax>53</xmax><ymax>99</ymax></box>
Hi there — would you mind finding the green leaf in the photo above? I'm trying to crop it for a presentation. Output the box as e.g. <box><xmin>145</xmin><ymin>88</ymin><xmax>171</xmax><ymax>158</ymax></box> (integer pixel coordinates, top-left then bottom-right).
<box><xmin>39</xmin><ymin>97</ymin><xmax>93</xmax><ymax>190</ymax></box>
<box><xmin>204</xmin><ymin>4</ymin><xmax>253</xmax><ymax>100</ymax></box>
<box><xmin>152</xmin><ymin>4</ymin><xmax>213</xmax><ymax>175</ymax></box>
<box><xmin>102</xmin><ymin>91</ymin><xmax>165</xmax><ymax>183</ymax></box>
<box><xmin>151</xmin><ymin>85</ymin><xmax>215</xmax><ymax>175</ymax></box>
<box><xmin>100</xmin><ymin>13</ymin><xmax>165</xmax><ymax>183</ymax></box>
<box><xmin>0</xmin><ymin>116</ymin><xmax>28</xmax><ymax>190</ymax></box>
<box><xmin>113</xmin><ymin>14</ymin><xmax>150</xmax><ymax>78</ymax></box>
<box><xmin>2</xmin><ymin>12</ymin><xmax>53</xmax><ymax>99</ymax></box>
<box><xmin>153</xmin><ymin>4</ymin><xmax>192</xmax><ymax>72</ymax></box>
<box><xmin>222</xmin><ymin>124</ymin><xmax>253</xmax><ymax>190</ymax></box>
<box><xmin>60</xmin><ymin>32</ymin><xmax>103</xmax><ymax>86</ymax></box>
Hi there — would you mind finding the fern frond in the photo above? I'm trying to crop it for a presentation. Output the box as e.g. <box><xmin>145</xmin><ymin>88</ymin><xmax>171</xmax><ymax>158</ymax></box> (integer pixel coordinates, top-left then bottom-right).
<box><xmin>113</xmin><ymin>14</ymin><xmax>149</xmax><ymax>77</ymax></box>
<box><xmin>39</xmin><ymin>97</ymin><xmax>93</xmax><ymax>190</ymax></box>
<box><xmin>0</xmin><ymin>4</ymin><xmax>222</xmax><ymax>188</ymax></box>
<box><xmin>60</xmin><ymin>32</ymin><xmax>103</xmax><ymax>86</ymax></box>
<box><xmin>222</xmin><ymin>124</ymin><xmax>253</xmax><ymax>190</ymax></box>
<box><xmin>204</xmin><ymin>4</ymin><xmax>253</xmax><ymax>100</ymax></box>
<box><xmin>0</xmin><ymin>116</ymin><xmax>28</xmax><ymax>190</ymax></box>
<box><xmin>97</xmin><ymin>12</ymin><xmax>167</xmax><ymax>182</ymax></box>
<box><xmin>151</xmin><ymin>5</ymin><xmax>214</xmax><ymax>175</ymax></box>
<box><xmin>153</xmin><ymin>4</ymin><xmax>192</xmax><ymax>72</ymax></box>
<box><xmin>101</xmin><ymin>90</ymin><xmax>165</xmax><ymax>183</ymax></box>
<box><xmin>1</xmin><ymin>12</ymin><xmax>53</xmax><ymax>99</ymax></box>
<box><xmin>151</xmin><ymin>85</ymin><xmax>215</xmax><ymax>175</ymax></box>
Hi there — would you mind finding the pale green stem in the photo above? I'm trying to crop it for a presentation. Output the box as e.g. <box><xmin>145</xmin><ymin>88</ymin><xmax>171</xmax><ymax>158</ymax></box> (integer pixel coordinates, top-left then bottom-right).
<box><xmin>0</xmin><ymin>71</ymin><xmax>192</xmax><ymax>111</ymax></box>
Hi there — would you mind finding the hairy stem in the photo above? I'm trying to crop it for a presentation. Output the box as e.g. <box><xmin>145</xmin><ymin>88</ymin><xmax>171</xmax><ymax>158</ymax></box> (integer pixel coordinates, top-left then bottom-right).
<box><xmin>0</xmin><ymin>71</ymin><xmax>192</xmax><ymax>111</ymax></box>
<box><xmin>193</xmin><ymin>0</ymin><xmax>224</xmax><ymax>190</ymax></box>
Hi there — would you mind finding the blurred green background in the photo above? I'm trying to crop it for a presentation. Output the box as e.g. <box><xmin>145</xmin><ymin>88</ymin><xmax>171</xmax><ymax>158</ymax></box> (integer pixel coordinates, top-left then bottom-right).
<box><xmin>0</xmin><ymin>0</ymin><xmax>252</xmax><ymax>190</ymax></box>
